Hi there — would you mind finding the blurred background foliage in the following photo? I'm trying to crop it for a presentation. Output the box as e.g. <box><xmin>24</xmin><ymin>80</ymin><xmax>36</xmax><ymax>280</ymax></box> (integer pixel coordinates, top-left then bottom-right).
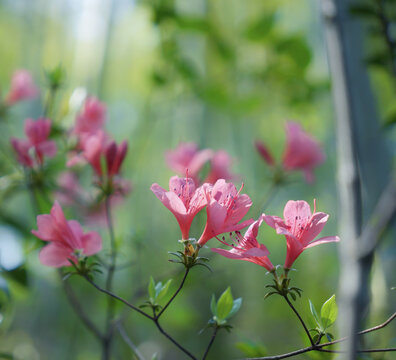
<box><xmin>0</xmin><ymin>0</ymin><xmax>395</xmax><ymax>359</ymax></box>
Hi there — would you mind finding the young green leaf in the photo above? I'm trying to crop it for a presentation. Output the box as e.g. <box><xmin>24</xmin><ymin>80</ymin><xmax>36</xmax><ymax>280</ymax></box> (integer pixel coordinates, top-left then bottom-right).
<box><xmin>321</xmin><ymin>295</ymin><xmax>338</xmax><ymax>330</ymax></box>
<box><xmin>210</xmin><ymin>294</ymin><xmax>217</xmax><ymax>317</ymax></box>
<box><xmin>148</xmin><ymin>276</ymin><xmax>156</xmax><ymax>301</ymax></box>
<box><xmin>227</xmin><ymin>297</ymin><xmax>242</xmax><ymax>319</ymax></box>
<box><xmin>216</xmin><ymin>287</ymin><xmax>234</xmax><ymax>321</ymax></box>
<box><xmin>309</xmin><ymin>299</ymin><xmax>322</xmax><ymax>329</ymax></box>
<box><xmin>157</xmin><ymin>279</ymin><xmax>172</xmax><ymax>301</ymax></box>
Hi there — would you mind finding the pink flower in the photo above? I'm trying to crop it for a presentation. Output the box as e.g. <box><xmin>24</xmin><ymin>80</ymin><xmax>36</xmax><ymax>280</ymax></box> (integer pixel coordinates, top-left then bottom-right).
<box><xmin>198</xmin><ymin>179</ymin><xmax>254</xmax><ymax>246</ymax></box>
<box><xmin>255</xmin><ymin>140</ymin><xmax>275</xmax><ymax>167</ymax></box>
<box><xmin>32</xmin><ymin>201</ymin><xmax>102</xmax><ymax>267</ymax></box>
<box><xmin>166</xmin><ymin>143</ymin><xmax>213</xmax><ymax>181</ymax></box>
<box><xmin>5</xmin><ymin>70</ymin><xmax>38</xmax><ymax>105</ymax></box>
<box><xmin>211</xmin><ymin>215</ymin><xmax>274</xmax><ymax>271</ymax></box>
<box><xmin>73</xmin><ymin>97</ymin><xmax>106</xmax><ymax>136</ymax></box>
<box><xmin>11</xmin><ymin>118</ymin><xmax>57</xmax><ymax>167</ymax></box>
<box><xmin>151</xmin><ymin>176</ymin><xmax>207</xmax><ymax>240</ymax></box>
<box><xmin>282</xmin><ymin>122</ymin><xmax>325</xmax><ymax>183</ymax></box>
<box><xmin>68</xmin><ymin>131</ymin><xmax>128</xmax><ymax>179</ymax></box>
<box><xmin>256</xmin><ymin>121</ymin><xmax>325</xmax><ymax>183</ymax></box>
<box><xmin>205</xmin><ymin>150</ymin><xmax>235</xmax><ymax>184</ymax></box>
<box><xmin>263</xmin><ymin>200</ymin><xmax>340</xmax><ymax>269</ymax></box>
<box><xmin>55</xmin><ymin>172</ymin><xmax>84</xmax><ymax>206</ymax></box>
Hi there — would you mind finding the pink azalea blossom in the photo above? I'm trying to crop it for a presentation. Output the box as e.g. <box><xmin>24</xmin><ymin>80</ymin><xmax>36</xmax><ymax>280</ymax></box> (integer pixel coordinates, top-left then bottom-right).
<box><xmin>198</xmin><ymin>179</ymin><xmax>254</xmax><ymax>246</ymax></box>
<box><xmin>263</xmin><ymin>200</ymin><xmax>340</xmax><ymax>269</ymax></box>
<box><xmin>211</xmin><ymin>215</ymin><xmax>274</xmax><ymax>271</ymax></box>
<box><xmin>166</xmin><ymin>143</ymin><xmax>213</xmax><ymax>181</ymax></box>
<box><xmin>5</xmin><ymin>70</ymin><xmax>38</xmax><ymax>105</ymax></box>
<box><xmin>55</xmin><ymin>172</ymin><xmax>84</xmax><ymax>206</ymax></box>
<box><xmin>255</xmin><ymin>121</ymin><xmax>325</xmax><ymax>183</ymax></box>
<box><xmin>255</xmin><ymin>140</ymin><xmax>275</xmax><ymax>167</ymax></box>
<box><xmin>68</xmin><ymin>131</ymin><xmax>127</xmax><ymax>179</ymax></box>
<box><xmin>151</xmin><ymin>176</ymin><xmax>207</xmax><ymax>240</ymax></box>
<box><xmin>282</xmin><ymin>122</ymin><xmax>325</xmax><ymax>183</ymax></box>
<box><xmin>32</xmin><ymin>201</ymin><xmax>102</xmax><ymax>267</ymax></box>
<box><xmin>205</xmin><ymin>150</ymin><xmax>235</xmax><ymax>184</ymax></box>
<box><xmin>73</xmin><ymin>97</ymin><xmax>106</xmax><ymax>136</ymax></box>
<box><xmin>11</xmin><ymin>118</ymin><xmax>57</xmax><ymax>167</ymax></box>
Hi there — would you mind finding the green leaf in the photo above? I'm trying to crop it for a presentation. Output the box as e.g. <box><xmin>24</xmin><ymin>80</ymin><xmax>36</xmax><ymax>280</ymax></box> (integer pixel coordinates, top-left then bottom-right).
<box><xmin>309</xmin><ymin>299</ymin><xmax>322</xmax><ymax>329</ymax></box>
<box><xmin>210</xmin><ymin>294</ymin><xmax>217</xmax><ymax>317</ymax></box>
<box><xmin>216</xmin><ymin>287</ymin><xmax>234</xmax><ymax>321</ymax></box>
<box><xmin>244</xmin><ymin>14</ymin><xmax>275</xmax><ymax>41</ymax></box>
<box><xmin>321</xmin><ymin>295</ymin><xmax>338</xmax><ymax>330</ymax></box>
<box><xmin>156</xmin><ymin>279</ymin><xmax>172</xmax><ymax>301</ymax></box>
<box><xmin>148</xmin><ymin>276</ymin><xmax>156</xmax><ymax>301</ymax></box>
<box><xmin>227</xmin><ymin>297</ymin><xmax>242</xmax><ymax>319</ymax></box>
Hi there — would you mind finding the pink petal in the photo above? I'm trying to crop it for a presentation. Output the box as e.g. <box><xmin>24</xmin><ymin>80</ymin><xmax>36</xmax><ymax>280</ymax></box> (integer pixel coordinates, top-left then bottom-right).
<box><xmin>82</xmin><ymin>231</ymin><xmax>102</xmax><ymax>255</ymax></box>
<box><xmin>283</xmin><ymin>200</ymin><xmax>312</xmax><ymax>227</ymax></box>
<box><xmin>300</xmin><ymin>212</ymin><xmax>329</xmax><ymax>245</ymax></box>
<box><xmin>32</xmin><ymin>214</ymin><xmax>55</xmax><ymax>241</ymax></box>
<box><xmin>151</xmin><ymin>184</ymin><xmax>187</xmax><ymax>215</ymax></box>
<box><xmin>39</xmin><ymin>243</ymin><xmax>73</xmax><ymax>267</ymax></box>
<box><xmin>211</xmin><ymin>247</ymin><xmax>245</xmax><ymax>260</ymax></box>
<box><xmin>304</xmin><ymin>236</ymin><xmax>340</xmax><ymax>249</ymax></box>
<box><xmin>263</xmin><ymin>215</ymin><xmax>284</xmax><ymax>229</ymax></box>
<box><xmin>37</xmin><ymin>140</ymin><xmax>57</xmax><ymax>157</ymax></box>
<box><xmin>244</xmin><ymin>247</ymin><xmax>269</xmax><ymax>257</ymax></box>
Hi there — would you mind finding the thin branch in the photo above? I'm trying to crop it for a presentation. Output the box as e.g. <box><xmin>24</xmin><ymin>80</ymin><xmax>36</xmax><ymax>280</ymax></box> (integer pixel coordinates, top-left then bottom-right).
<box><xmin>245</xmin><ymin>310</ymin><xmax>396</xmax><ymax>359</ymax></box>
<box><xmin>83</xmin><ymin>275</ymin><xmax>154</xmax><ymax>321</ymax></box>
<box><xmin>61</xmin><ymin>275</ymin><xmax>103</xmax><ymax>341</ymax></box>
<box><xmin>282</xmin><ymin>295</ymin><xmax>314</xmax><ymax>346</ymax></box>
<box><xmin>153</xmin><ymin>316</ymin><xmax>198</xmax><ymax>360</ymax></box>
<box><xmin>156</xmin><ymin>268</ymin><xmax>190</xmax><ymax>319</ymax></box>
<box><xmin>358</xmin><ymin>181</ymin><xmax>396</xmax><ymax>259</ymax></box>
<box><xmin>116</xmin><ymin>322</ymin><xmax>146</xmax><ymax>360</ymax></box>
<box><xmin>202</xmin><ymin>326</ymin><xmax>218</xmax><ymax>360</ymax></box>
<box><xmin>319</xmin><ymin>310</ymin><xmax>396</xmax><ymax>347</ymax></box>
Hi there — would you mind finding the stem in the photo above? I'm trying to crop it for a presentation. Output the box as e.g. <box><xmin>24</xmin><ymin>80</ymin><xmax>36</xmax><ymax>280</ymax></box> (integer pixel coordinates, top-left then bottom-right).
<box><xmin>156</xmin><ymin>268</ymin><xmax>190</xmax><ymax>319</ymax></box>
<box><xmin>61</xmin><ymin>274</ymin><xmax>103</xmax><ymax>341</ymax></box>
<box><xmin>247</xmin><ymin>311</ymin><xmax>396</xmax><ymax>359</ymax></box>
<box><xmin>153</xmin><ymin>317</ymin><xmax>198</xmax><ymax>360</ymax></box>
<box><xmin>202</xmin><ymin>326</ymin><xmax>218</xmax><ymax>360</ymax></box>
<box><xmin>282</xmin><ymin>295</ymin><xmax>314</xmax><ymax>346</ymax></box>
<box><xmin>116</xmin><ymin>323</ymin><xmax>146</xmax><ymax>360</ymax></box>
<box><xmin>84</xmin><ymin>276</ymin><xmax>197</xmax><ymax>360</ymax></box>
<box><xmin>84</xmin><ymin>275</ymin><xmax>153</xmax><ymax>321</ymax></box>
<box><xmin>103</xmin><ymin>195</ymin><xmax>117</xmax><ymax>359</ymax></box>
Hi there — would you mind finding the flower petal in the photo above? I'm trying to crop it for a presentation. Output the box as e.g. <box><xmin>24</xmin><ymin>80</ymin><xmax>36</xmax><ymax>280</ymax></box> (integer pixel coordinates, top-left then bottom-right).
<box><xmin>39</xmin><ymin>243</ymin><xmax>73</xmax><ymax>267</ymax></box>
<box><xmin>82</xmin><ymin>231</ymin><xmax>102</xmax><ymax>255</ymax></box>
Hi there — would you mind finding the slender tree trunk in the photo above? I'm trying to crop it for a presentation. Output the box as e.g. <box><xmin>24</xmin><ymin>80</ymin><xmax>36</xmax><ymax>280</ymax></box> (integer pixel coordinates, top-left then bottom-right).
<box><xmin>320</xmin><ymin>0</ymin><xmax>391</xmax><ymax>359</ymax></box>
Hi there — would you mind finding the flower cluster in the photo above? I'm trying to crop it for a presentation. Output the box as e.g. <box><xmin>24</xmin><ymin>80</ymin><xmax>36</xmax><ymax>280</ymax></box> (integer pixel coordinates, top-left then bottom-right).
<box><xmin>152</xmin><ymin>176</ymin><xmax>339</xmax><ymax>271</ymax></box>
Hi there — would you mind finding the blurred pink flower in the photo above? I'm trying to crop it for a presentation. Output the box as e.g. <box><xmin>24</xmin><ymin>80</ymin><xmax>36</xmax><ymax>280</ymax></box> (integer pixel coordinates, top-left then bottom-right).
<box><xmin>255</xmin><ymin>121</ymin><xmax>325</xmax><ymax>183</ymax></box>
<box><xmin>282</xmin><ymin>122</ymin><xmax>325</xmax><ymax>183</ymax></box>
<box><xmin>255</xmin><ymin>140</ymin><xmax>275</xmax><ymax>167</ymax></box>
<box><xmin>11</xmin><ymin>118</ymin><xmax>57</xmax><ymax>167</ymax></box>
<box><xmin>55</xmin><ymin>171</ymin><xmax>84</xmax><ymax>206</ymax></box>
<box><xmin>5</xmin><ymin>70</ymin><xmax>39</xmax><ymax>105</ymax></box>
<box><xmin>211</xmin><ymin>215</ymin><xmax>274</xmax><ymax>271</ymax></box>
<box><xmin>151</xmin><ymin>176</ymin><xmax>207</xmax><ymax>240</ymax></box>
<box><xmin>32</xmin><ymin>201</ymin><xmax>102</xmax><ymax>267</ymax></box>
<box><xmin>68</xmin><ymin>131</ymin><xmax>128</xmax><ymax>179</ymax></box>
<box><xmin>166</xmin><ymin>143</ymin><xmax>213</xmax><ymax>181</ymax></box>
<box><xmin>73</xmin><ymin>97</ymin><xmax>106</xmax><ymax>136</ymax></box>
<box><xmin>198</xmin><ymin>179</ymin><xmax>254</xmax><ymax>246</ymax></box>
<box><xmin>205</xmin><ymin>150</ymin><xmax>234</xmax><ymax>184</ymax></box>
<box><xmin>263</xmin><ymin>200</ymin><xmax>340</xmax><ymax>269</ymax></box>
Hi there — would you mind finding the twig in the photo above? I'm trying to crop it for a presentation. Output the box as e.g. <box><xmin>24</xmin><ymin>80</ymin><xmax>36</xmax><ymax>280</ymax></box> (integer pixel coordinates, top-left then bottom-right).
<box><xmin>282</xmin><ymin>295</ymin><xmax>314</xmax><ymax>346</ymax></box>
<box><xmin>103</xmin><ymin>195</ymin><xmax>117</xmax><ymax>359</ymax></box>
<box><xmin>156</xmin><ymin>268</ymin><xmax>190</xmax><ymax>319</ymax></box>
<box><xmin>84</xmin><ymin>276</ymin><xmax>197</xmax><ymax>360</ymax></box>
<box><xmin>116</xmin><ymin>322</ymin><xmax>146</xmax><ymax>360</ymax></box>
<box><xmin>245</xmin><ymin>310</ymin><xmax>396</xmax><ymax>359</ymax></box>
<box><xmin>61</xmin><ymin>274</ymin><xmax>103</xmax><ymax>341</ymax></box>
<box><xmin>202</xmin><ymin>326</ymin><xmax>218</xmax><ymax>360</ymax></box>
